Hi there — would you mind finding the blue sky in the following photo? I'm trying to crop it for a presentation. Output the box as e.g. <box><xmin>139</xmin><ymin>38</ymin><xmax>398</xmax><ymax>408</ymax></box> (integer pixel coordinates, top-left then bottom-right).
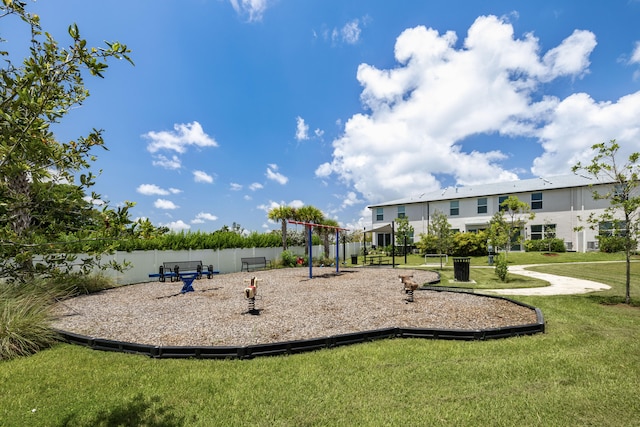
<box><xmin>5</xmin><ymin>1</ymin><xmax>640</xmax><ymax>233</ymax></box>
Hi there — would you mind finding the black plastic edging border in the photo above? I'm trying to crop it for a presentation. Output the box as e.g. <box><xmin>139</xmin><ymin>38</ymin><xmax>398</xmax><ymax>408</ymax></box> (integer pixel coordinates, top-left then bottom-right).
<box><xmin>55</xmin><ymin>292</ymin><xmax>544</xmax><ymax>360</ymax></box>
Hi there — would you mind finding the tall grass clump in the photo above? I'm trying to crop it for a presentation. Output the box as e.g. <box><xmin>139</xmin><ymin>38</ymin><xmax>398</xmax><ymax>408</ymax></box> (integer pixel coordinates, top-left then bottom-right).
<box><xmin>0</xmin><ymin>285</ymin><xmax>60</xmax><ymax>360</ymax></box>
<box><xmin>0</xmin><ymin>273</ymin><xmax>115</xmax><ymax>360</ymax></box>
<box><xmin>46</xmin><ymin>272</ymin><xmax>116</xmax><ymax>296</ymax></box>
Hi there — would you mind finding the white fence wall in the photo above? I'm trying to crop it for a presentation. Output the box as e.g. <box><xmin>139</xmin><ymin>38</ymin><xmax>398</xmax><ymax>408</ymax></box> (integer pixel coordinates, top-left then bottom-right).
<box><xmin>99</xmin><ymin>243</ymin><xmax>362</xmax><ymax>285</ymax></box>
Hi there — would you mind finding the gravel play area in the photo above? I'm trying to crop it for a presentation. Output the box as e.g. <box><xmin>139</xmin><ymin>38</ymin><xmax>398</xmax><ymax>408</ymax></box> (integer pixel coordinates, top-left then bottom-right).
<box><xmin>52</xmin><ymin>267</ymin><xmax>540</xmax><ymax>348</ymax></box>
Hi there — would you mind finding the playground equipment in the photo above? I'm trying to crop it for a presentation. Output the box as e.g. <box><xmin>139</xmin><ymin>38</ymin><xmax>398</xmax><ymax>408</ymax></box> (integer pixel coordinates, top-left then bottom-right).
<box><xmin>243</xmin><ymin>276</ymin><xmax>262</xmax><ymax>315</ymax></box>
<box><xmin>399</xmin><ymin>274</ymin><xmax>419</xmax><ymax>303</ymax></box>
<box><xmin>288</xmin><ymin>220</ymin><xmax>349</xmax><ymax>279</ymax></box>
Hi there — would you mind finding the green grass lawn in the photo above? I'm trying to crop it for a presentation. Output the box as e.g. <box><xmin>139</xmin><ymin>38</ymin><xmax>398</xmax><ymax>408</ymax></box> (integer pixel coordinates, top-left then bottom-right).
<box><xmin>1</xmin><ymin>256</ymin><xmax>639</xmax><ymax>426</ymax></box>
<box><xmin>365</xmin><ymin>250</ymin><xmax>630</xmax><ymax>268</ymax></box>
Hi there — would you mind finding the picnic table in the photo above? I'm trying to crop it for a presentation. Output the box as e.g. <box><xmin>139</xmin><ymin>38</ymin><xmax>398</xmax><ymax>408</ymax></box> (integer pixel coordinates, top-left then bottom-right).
<box><xmin>365</xmin><ymin>254</ymin><xmax>388</xmax><ymax>265</ymax></box>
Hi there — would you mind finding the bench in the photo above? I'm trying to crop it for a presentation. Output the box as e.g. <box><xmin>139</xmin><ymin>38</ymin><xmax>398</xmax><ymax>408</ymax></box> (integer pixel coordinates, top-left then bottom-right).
<box><xmin>150</xmin><ymin>260</ymin><xmax>217</xmax><ymax>282</ymax></box>
<box><xmin>241</xmin><ymin>256</ymin><xmax>271</xmax><ymax>272</ymax></box>
<box><xmin>423</xmin><ymin>254</ymin><xmax>448</xmax><ymax>266</ymax></box>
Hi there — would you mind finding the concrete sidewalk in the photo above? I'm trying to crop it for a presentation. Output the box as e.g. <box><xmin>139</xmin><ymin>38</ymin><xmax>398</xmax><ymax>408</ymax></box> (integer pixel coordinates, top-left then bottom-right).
<box><xmin>483</xmin><ymin>264</ymin><xmax>611</xmax><ymax>296</ymax></box>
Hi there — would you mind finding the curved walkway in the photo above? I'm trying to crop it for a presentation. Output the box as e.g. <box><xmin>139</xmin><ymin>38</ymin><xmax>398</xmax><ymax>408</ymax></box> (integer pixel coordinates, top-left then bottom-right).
<box><xmin>483</xmin><ymin>264</ymin><xmax>611</xmax><ymax>296</ymax></box>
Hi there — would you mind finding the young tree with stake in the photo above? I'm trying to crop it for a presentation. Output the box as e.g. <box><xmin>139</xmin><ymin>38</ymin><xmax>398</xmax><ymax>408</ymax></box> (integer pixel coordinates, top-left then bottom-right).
<box><xmin>573</xmin><ymin>140</ymin><xmax>640</xmax><ymax>304</ymax></box>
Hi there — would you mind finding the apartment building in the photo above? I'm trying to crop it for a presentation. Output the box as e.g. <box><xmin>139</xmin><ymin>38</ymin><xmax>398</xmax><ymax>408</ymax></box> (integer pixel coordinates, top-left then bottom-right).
<box><xmin>368</xmin><ymin>174</ymin><xmax>624</xmax><ymax>252</ymax></box>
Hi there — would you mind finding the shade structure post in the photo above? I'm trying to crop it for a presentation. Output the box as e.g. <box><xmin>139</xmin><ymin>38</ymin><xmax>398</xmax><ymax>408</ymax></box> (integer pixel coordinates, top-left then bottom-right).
<box><xmin>335</xmin><ymin>229</ymin><xmax>340</xmax><ymax>274</ymax></box>
<box><xmin>308</xmin><ymin>224</ymin><xmax>313</xmax><ymax>279</ymax></box>
<box><xmin>392</xmin><ymin>221</ymin><xmax>395</xmax><ymax>268</ymax></box>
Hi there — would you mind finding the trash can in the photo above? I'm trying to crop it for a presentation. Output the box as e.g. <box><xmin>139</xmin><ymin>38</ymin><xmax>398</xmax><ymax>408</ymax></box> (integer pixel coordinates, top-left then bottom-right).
<box><xmin>351</xmin><ymin>255</ymin><xmax>358</xmax><ymax>265</ymax></box>
<box><xmin>453</xmin><ymin>257</ymin><xmax>471</xmax><ymax>282</ymax></box>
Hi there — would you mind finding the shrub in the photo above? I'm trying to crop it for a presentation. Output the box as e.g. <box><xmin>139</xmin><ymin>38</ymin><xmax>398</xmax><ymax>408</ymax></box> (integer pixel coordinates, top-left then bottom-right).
<box><xmin>280</xmin><ymin>250</ymin><xmax>299</xmax><ymax>267</ymax></box>
<box><xmin>494</xmin><ymin>253</ymin><xmax>509</xmax><ymax>282</ymax></box>
<box><xmin>315</xmin><ymin>255</ymin><xmax>334</xmax><ymax>267</ymax></box>
<box><xmin>598</xmin><ymin>235</ymin><xmax>634</xmax><ymax>253</ymax></box>
<box><xmin>452</xmin><ymin>231</ymin><xmax>488</xmax><ymax>257</ymax></box>
<box><xmin>525</xmin><ymin>238</ymin><xmax>567</xmax><ymax>253</ymax></box>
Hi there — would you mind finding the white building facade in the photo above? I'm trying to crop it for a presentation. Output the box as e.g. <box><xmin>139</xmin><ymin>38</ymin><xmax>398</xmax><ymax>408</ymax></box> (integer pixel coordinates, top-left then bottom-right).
<box><xmin>368</xmin><ymin>175</ymin><xmax>623</xmax><ymax>253</ymax></box>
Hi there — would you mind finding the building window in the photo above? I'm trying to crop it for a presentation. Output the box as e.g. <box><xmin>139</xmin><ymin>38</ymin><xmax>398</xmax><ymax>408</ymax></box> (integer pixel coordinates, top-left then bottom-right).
<box><xmin>477</xmin><ymin>198</ymin><xmax>488</xmax><ymax>214</ymax></box>
<box><xmin>531</xmin><ymin>225</ymin><xmax>542</xmax><ymax>240</ymax></box>
<box><xmin>614</xmin><ymin>184</ymin><xmax>625</xmax><ymax>200</ymax></box>
<box><xmin>531</xmin><ymin>224</ymin><xmax>556</xmax><ymax>240</ymax></box>
<box><xmin>498</xmin><ymin>195</ymin><xmax>508</xmax><ymax>211</ymax></box>
<box><xmin>510</xmin><ymin>227</ymin><xmax>522</xmax><ymax>251</ymax></box>
<box><xmin>531</xmin><ymin>192</ymin><xmax>543</xmax><ymax>210</ymax></box>
<box><xmin>397</xmin><ymin>206</ymin><xmax>406</xmax><ymax>219</ymax></box>
<box><xmin>450</xmin><ymin>201</ymin><xmax>459</xmax><ymax>216</ymax></box>
<box><xmin>599</xmin><ymin>221</ymin><xmax>627</xmax><ymax>237</ymax></box>
<box><xmin>376</xmin><ymin>208</ymin><xmax>384</xmax><ymax>221</ymax></box>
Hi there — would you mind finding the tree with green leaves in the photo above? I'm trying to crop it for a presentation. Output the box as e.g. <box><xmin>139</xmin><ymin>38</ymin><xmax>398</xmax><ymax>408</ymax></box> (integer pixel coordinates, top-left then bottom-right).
<box><xmin>294</xmin><ymin>205</ymin><xmax>324</xmax><ymax>255</ymax></box>
<box><xmin>394</xmin><ymin>216</ymin><xmax>414</xmax><ymax>249</ymax></box>
<box><xmin>317</xmin><ymin>218</ymin><xmax>339</xmax><ymax>259</ymax></box>
<box><xmin>0</xmin><ymin>1</ymin><xmax>134</xmax><ymax>282</ymax></box>
<box><xmin>488</xmin><ymin>196</ymin><xmax>534</xmax><ymax>258</ymax></box>
<box><xmin>572</xmin><ymin>140</ymin><xmax>640</xmax><ymax>304</ymax></box>
<box><xmin>267</xmin><ymin>205</ymin><xmax>296</xmax><ymax>250</ymax></box>
<box><xmin>426</xmin><ymin>210</ymin><xmax>453</xmax><ymax>269</ymax></box>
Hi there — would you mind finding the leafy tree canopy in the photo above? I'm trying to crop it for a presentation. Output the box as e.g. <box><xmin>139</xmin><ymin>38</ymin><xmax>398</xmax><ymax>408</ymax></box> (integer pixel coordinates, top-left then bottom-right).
<box><xmin>0</xmin><ymin>0</ymin><xmax>135</xmax><ymax>282</ymax></box>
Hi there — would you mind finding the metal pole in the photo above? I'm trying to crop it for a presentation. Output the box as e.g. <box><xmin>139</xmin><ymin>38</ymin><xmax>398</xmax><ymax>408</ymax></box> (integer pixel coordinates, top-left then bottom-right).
<box><xmin>392</xmin><ymin>221</ymin><xmax>395</xmax><ymax>268</ymax></box>
<box><xmin>335</xmin><ymin>229</ymin><xmax>340</xmax><ymax>274</ymax></box>
<box><xmin>363</xmin><ymin>227</ymin><xmax>367</xmax><ymax>264</ymax></box>
<box><xmin>308</xmin><ymin>225</ymin><xmax>313</xmax><ymax>279</ymax></box>
<box><xmin>404</xmin><ymin>235</ymin><xmax>407</xmax><ymax>264</ymax></box>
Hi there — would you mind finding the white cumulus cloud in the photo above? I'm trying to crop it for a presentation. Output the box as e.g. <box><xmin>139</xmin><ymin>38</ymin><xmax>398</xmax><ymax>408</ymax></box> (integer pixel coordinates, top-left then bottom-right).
<box><xmin>144</xmin><ymin>122</ymin><xmax>218</xmax><ymax>154</ymax></box>
<box><xmin>340</xmin><ymin>191</ymin><xmax>364</xmax><ymax>209</ymax></box>
<box><xmin>154</xmin><ymin>199</ymin><xmax>179</xmax><ymax>210</ymax></box>
<box><xmin>193</xmin><ymin>170</ymin><xmax>214</xmax><ymax>183</ymax></box>
<box><xmin>137</xmin><ymin>184</ymin><xmax>169</xmax><ymax>196</ymax></box>
<box><xmin>162</xmin><ymin>220</ymin><xmax>190</xmax><ymax>231</ymax></box>
<box><xmin>249</xmin><ymin>182</ymin><xmax>264</xmax><ymax>191</ymax></box>
<box><xmin>317</xmin><ymin>15</ymin><xmax>607</xmax><ymax>203</ymax></box>
<box><xmin>532</xmin><ymin>91</ymin><xmax>640</xmax><ymax>175</ymax></box>
<box><xmin>265</xmin><ymin>164</ymin><xmax>288</xmax><ymax>185</ymax></box>
<box><xmin>152</xmin><ymin>154</ymin><xmax>181</xmax><ymax>170</ymax></box>
<box><xmin>258</xmin><ymin>199</ymin><xmax>304</xmax><ymax>215</ymax></box>
<box><xmin>295</xmin><ymin>116</ymin><xmax>309</xmax><ymax>141</ymax></box>
<box><xmin>192</xmin><ymin>212</ymin><xmax>218</xmax><ymax>223</ymax></box>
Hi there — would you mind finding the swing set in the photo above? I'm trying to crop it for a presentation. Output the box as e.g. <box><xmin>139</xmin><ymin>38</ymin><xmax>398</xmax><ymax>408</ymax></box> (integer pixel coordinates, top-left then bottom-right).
<box><xmin>288</xmin><ymin>220</ymin><xmax>349</xmax><ymax>279</ymax></box>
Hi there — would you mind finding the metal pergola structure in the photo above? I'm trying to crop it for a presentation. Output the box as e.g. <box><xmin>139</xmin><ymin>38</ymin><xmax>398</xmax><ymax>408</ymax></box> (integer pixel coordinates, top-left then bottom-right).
<box><xmin>288</xmin><ymin>220</ymin><xmax>349</xmax><ymax>278</ymax></box>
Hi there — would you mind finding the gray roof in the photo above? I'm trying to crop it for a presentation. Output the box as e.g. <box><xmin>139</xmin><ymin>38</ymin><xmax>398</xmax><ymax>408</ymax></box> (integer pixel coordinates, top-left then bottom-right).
<box><xmin>369</xmin><ymin>174</ymin><xmax>610</xmax><ymax>208</ymax></box>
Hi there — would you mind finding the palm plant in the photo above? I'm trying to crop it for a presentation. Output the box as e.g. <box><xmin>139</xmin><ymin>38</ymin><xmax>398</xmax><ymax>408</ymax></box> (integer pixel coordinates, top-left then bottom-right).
<box><xmin>267</xmin><ymin>205</ymin><xmax>296</xmax><ymax>250</ymax></box>
<box><xmin>294</xmin><ymin>205</ymin><xmax>325</xmax><ymax>255</ymax></box>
